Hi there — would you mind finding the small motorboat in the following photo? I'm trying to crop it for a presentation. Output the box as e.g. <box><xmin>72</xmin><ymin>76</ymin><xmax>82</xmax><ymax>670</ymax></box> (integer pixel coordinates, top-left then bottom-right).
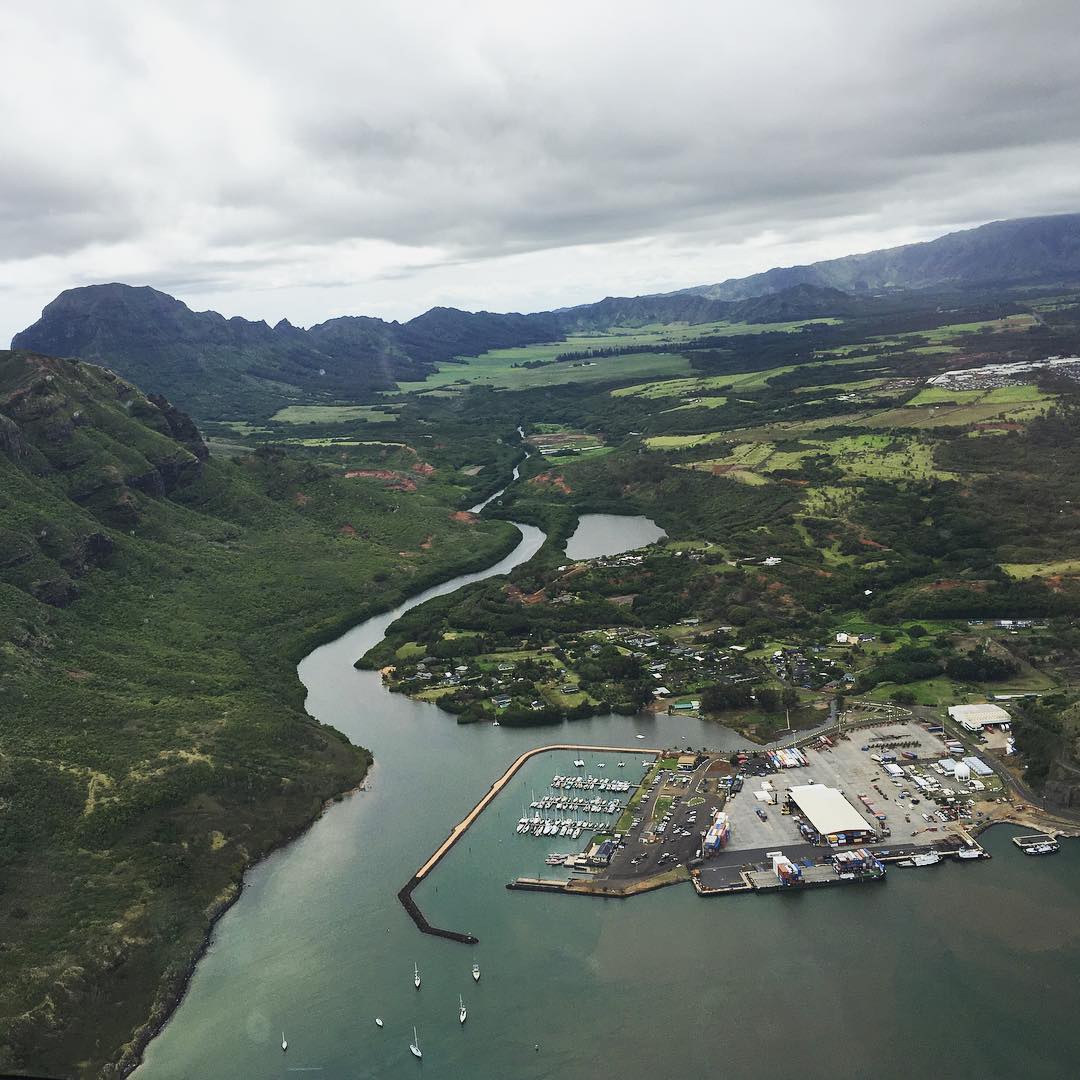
<box><xmin>375</xmin><ymin>1017</ymin><xmax>384</xmax><ymax>1028</ymax></box>
<box><xmin>281</xmin><ymin>1031</ymin><xmax>288</xmax><ymax>1053</ymax></box>
<box><xmin>459</xmin><ymin>994</ymin><xmax>467</xmax><ymax>1024</ymax></box>
<box><xmin>635</xmin><ymin>734</ymin><xmax>645</xmax><ymax>740</ymax></box>
<box><xmin>410</xmin><ymin>1026</ymin><xmax>423</xmax><ymax>1059</ymax></box>
<box><xmin>414</xmin><ymin>962</ymin><xmax>421</xmax><ymax>990</ymax></box>
<box><xmin>472</xmin><ymin>962</ymin><xmax>481</xmax><ymax>982</ymax></box>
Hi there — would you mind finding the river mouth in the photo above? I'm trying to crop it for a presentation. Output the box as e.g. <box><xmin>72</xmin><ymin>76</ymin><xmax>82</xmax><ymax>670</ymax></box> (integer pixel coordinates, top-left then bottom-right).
<box><xmin>564</xmin><ymin>513</ymin><xmax>666</xmax><ymax>559</ymax></box>
<box><xmin>135</xmin><ymin>522</ymin><xmax>1080</xmax><ymax>1080</ymax></box>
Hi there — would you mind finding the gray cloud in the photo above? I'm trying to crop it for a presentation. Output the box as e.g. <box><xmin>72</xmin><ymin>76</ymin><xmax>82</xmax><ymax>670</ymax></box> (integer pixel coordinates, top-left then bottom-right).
<box><xmin>3</xmin><ymin>1</ymin><xmax>1080</xmax><ymax>340</ymax></box>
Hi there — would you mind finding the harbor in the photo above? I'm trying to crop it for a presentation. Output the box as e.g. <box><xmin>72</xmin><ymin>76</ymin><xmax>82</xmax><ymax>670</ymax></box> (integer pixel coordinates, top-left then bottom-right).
<box><xmin>498</xmin><ymin>719</ymin><xmax>1012</xmax><ymax>900</ymax></box>
<box><xmin>398</xmin><ymin>743</ymin><xmax>658</xmax><ymax>942</ymax></box>
<box><xmin>136</xmin><ymin>519</ymin><xmax>1080</xmax><ymax>1080</ymax></box>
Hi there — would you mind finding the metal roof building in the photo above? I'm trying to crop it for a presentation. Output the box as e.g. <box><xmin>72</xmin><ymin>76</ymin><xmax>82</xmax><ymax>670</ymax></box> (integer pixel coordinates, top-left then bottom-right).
<box><xmin>948</xmin><ymin>703</ymin><xmax>1011</xmax><ymax>731</ymax></box>
<box><xmin>788</xmin><ymin>785</ymin><xmax>877</xmax><ymax>840</ymax></box>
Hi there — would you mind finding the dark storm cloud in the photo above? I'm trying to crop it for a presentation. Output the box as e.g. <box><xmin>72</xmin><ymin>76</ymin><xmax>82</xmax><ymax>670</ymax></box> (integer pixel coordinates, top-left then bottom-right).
<box><xmin>2</xmin><ymin>1</ymin><xmax>1080</xmax><ymax>339</ymax></box>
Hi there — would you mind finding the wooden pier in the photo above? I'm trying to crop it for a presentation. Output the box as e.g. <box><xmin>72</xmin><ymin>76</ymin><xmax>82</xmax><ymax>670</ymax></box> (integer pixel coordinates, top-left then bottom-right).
<box><xmin>398</xmin><ymin>742</ymin><xmax>661</xmax><ymax>943</ymax></box>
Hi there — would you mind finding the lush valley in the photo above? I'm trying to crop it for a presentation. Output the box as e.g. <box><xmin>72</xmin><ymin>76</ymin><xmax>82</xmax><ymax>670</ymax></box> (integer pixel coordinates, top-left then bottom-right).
<box><xmin>0</xmin><ymin>350</ymin><xmax>518</xmax><ymax>1076</ymax></box>
<box><xmin>8</xmin><ymin>215</ymin><xmax>1080</xmax><ymax>1076</ymax></box>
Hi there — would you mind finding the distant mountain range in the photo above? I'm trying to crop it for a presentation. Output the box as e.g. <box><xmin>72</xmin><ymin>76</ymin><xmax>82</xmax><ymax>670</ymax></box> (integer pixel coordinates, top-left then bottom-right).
<box><xmin>674</xmin><ymin>213</ymin><xmax>1080</xmax><ymax>300</ymax></box>
<box><xmin>13</xmin><ymin>212</ymin><xmax>1080</xmax><ymax>418</ymax></box>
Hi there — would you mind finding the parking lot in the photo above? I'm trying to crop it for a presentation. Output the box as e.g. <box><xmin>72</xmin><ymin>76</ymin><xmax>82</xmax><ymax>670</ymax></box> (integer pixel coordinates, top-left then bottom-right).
<box><xmin>592</xmin><ymin>721</ymin><xmax>964</xmax><ymax>887</ymax></box>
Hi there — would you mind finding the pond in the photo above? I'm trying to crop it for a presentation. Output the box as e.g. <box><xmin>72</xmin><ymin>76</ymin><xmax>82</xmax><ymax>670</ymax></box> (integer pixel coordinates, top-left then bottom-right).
<box><xmin>564</xmin><ymin>513</ymin><xmax>666</xmax><ymax>560</ymax></box>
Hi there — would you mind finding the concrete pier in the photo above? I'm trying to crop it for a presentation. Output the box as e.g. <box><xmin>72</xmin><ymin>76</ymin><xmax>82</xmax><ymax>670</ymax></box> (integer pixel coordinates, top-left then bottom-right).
<box><xmin>399</xmin><ymin>742</ymin><xmax>661</xmax><ymax>942</ymax></box>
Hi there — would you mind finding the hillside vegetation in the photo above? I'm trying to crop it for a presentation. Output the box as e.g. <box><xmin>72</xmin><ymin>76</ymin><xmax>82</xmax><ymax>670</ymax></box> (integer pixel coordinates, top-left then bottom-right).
<box><xmin>0</xmin><ymin>350</ymin><xmax>517</xmax><ymax>1077</ymax></box>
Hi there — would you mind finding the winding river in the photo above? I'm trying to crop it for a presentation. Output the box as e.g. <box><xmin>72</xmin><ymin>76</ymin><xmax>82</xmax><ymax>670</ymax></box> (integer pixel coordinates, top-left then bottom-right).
<box><xmin>135</xmin><ymin>509</ymin><xmax>1080</xmax><ymax>1079</ymax></box>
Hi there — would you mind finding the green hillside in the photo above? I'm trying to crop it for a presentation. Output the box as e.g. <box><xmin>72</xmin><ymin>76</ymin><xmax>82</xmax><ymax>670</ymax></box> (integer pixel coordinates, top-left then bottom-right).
<box><xmin>0</xmin><ymin>350</ymin><xmax>517</xmax><ymax>1077</ymax></box>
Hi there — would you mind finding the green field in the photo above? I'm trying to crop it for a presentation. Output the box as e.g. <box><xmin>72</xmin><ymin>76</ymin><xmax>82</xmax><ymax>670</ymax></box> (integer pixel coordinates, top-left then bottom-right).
<box><xmin>614</xmin><ymin>364</ymin><xmax>799</xmax><ymax>400</ymax></box>
<box><xmin>270</xmin><ymin>404</ymin><xmax>399</xmax><ymax>424</ymax></box>
<box><xmin>908</xmin><ymin>383</ymin><xmax>1052</xmax><ymax>407</ymax></box>
<box><xmin>1002</xmin><ymin>559</ymin><xmax>1080</xmax><ymax>579</ymax></box>
<box><xmin>678</xmin><ymin>434</ymin><xmax>958</xmax><ymax>484</ymax></box>
<box><xmin>397</xmin><ymin>348</ymin><xmax>693</xmax><ymax>393</ymax></box>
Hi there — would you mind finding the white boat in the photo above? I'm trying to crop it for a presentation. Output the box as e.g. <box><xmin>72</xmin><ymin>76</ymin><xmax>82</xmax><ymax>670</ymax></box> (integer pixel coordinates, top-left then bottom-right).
<box><xmin>410</xmin><ymin>1026</ymin><xmax>423</xmax><ymax>1059</ymax></box>
<box><xmin>573</xmin><ymin>759</ymin><xmax>585</xmax><ymax>768</ymax></box>
<box><xmin>956</xmin><ymin>848</ymin><xmax>982</xmax><ymax>860</ymax></box>
<box><xmin>414</xmin><ymin>962</ymin><xmax>421</xmax><ymax>990</ymax></box>
<box><xmin>910</xmin><ymin>851</ymin><xmax>941</xmax><ymax>867</ymax></box>
<box><xmin>635</xmin><ymin>734</ymin><xmax>645</xmax><ymax>740</ymax></box>
<box><xmin>597</xmin><ymin>762</ymin><xmax>606</xmax><ymax>768</ymax></box>
<box><xmin>617</xmin><ymin>761</ymin><xmax>625</xmax><ymax>767</ymax></box>
<box><xmin>472</xmin><ymin>962</ymin><xmax>481</xmax><ymax>982</ymax></box>
<box><xmin>459</xmin><ymin>994</ymin><xmax>467</xmax><ymax>1024</ymax></box>
<box><xmin>281</xmin><ymin>1031</ymin><xmax>288</xmax><ymax>1053</ymax></box>
<box><xmin>375</xmin><ymin>1017</ymin><xmax>384</xmax><ymax>1028</ymax></box>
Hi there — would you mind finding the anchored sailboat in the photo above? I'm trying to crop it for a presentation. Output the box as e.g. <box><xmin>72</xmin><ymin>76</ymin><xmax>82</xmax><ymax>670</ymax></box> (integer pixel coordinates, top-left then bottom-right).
<box><xmin>414</xmin><ymin>962</ymin><xmax>421</xmax><ymax>989</ymax></box>
<box><xmin>281</xmin><ymin>1031</ymin><xmax>288</xmax><ymax>1052</ymax></box>
<box><xmin>410</xmin><ymin>1026</ymin><xmax>423</xmax><ymax>1059</ymax></box>
<box><xmin>459</xmin><ymin>994</ymin><xmax>467</xmax><ymax>1024</ymax></box>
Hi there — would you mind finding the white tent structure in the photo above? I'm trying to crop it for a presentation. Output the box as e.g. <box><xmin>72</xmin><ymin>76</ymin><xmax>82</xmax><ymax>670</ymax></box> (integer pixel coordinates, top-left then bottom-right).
<box><xmin>788</xmin><ymin>785</ymin><xmax>877</xmax><ymax>840</ymax></box>
<box><xmin>948</xmin><ymin>703</ymin><xmax>1010</xmax><ymax>732</ymax></box>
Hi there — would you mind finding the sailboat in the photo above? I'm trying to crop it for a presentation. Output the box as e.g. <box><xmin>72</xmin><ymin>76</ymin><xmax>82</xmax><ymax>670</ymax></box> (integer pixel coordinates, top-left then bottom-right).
<box><xmin>472</xmin><ymin>962</ymin><xmax>481</xmax><ymax>982</ymax></box>
<box><xmin>459</xmin><ymin>994</ymin><xmax>467</xmax><ymax>1024</ymax></box>
<box><xmin>410</xmin><ymin>1026</ymin><xmax>423</xmax><ymax>1059</ymax></box>
<box><xmin>414</xmin><ymin>962</ymin><xmax>421</xmax><ymax>989</ymax></box>
<box><xmin>281</xmin><ymin>1031</ymin><xmax>288</xmax><ymax>1053</ymax></box>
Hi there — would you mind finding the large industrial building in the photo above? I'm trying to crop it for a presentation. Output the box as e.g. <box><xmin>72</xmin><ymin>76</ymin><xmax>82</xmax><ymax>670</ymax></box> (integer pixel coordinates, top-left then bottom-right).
<box><xmin>787</xmin><ymin>785</ymin><xmax>878</xmax><ymax>844</ymax></box>
<box><xmin>947</xmin><ymin>703</ymin><xmax>1011</xmax><ymax>732</ymax></box>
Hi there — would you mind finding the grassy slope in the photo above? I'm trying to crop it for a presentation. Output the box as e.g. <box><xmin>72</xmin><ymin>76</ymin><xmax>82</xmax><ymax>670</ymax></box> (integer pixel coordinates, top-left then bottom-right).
<box><xmin>0</xmin><ymin>353</ymin><xmax>517</xmax><ymax>1077</ymax></box>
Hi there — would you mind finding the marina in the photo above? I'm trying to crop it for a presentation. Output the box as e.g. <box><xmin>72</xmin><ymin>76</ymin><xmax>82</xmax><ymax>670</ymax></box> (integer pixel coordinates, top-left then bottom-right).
<box><xmin>135</xmin><ymin>519</ymin><xmax>1080</xmax><ymax>1080</ymax></box>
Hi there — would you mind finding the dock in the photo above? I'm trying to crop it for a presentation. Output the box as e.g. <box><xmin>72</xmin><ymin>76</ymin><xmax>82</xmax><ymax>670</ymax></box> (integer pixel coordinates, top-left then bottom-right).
<box><xmin>399</xmin><ymin>742</ymin><xmax>661</xmax><ymax>942</ymax></box>
<box><xmin>1012</xmin><ymin>833</ymin><xmax>1060</xmax><ymax>854</ymax></box>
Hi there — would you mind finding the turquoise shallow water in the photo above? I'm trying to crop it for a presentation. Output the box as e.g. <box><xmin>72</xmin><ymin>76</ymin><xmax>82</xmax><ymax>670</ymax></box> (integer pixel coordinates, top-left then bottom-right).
<box><xmin>136</xmin><ymin>521</ymin><xmax>1080</xmax><ymax>1080</ymax></box>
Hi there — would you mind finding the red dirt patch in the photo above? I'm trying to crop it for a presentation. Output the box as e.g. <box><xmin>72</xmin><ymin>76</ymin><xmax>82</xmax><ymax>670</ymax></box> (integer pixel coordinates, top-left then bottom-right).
<box><xmin>505</xmin><ymin>584</ymin><xmax>548</xmax><ymax>605</ymax></box>
<box><xmin>859</xmin><ymin>536</ymin><xmax>886</xmax><ymax>550</ymax></box>
<box><xmin>450</xmin><ymin>510</ymin><xmax>478</xmax><ymax>524</ymax></box>
<box><xmin>529</xmin><ymin>471</ymin><xmax>572</xmax><ymax>494</ymax></box>
<box><xmin>344</xmin><ymin>469</ymin><xmax>418</xmax><ymax>492</ymax></box>
<box><xmin>339</xmin><ymin>524</ymin><xmax>358</xmax><ymax>538</ymax></box>
<box><xmin>293</xmin><ymin>491</ymin><xmax>310</xmax><ymax>507</ymax></box>
<box><xmin>411</xmin><ymin>461</ymin><xmax>436</xmax><ymax>476</ymax></box>
<box><xmin>66</xmin><ymin>669</ymin><xmax>90</xmax><ymax>680</ymax></box>
<box><xmin>420</xmin><ymin>534</ymin><xmax>434</xmax><ymax>550</ymax></box>
<box><xmin>925</xmin><ymin>579</ymin><xmax>989</xmax><ymax>592</ymax></box>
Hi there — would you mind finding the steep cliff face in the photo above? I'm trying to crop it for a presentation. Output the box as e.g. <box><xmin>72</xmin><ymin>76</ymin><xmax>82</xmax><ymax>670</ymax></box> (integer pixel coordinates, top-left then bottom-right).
<box><xmin>0</xmin><ymin>350</ymin><xmax>205</xmax><ymax>603</ymax></box>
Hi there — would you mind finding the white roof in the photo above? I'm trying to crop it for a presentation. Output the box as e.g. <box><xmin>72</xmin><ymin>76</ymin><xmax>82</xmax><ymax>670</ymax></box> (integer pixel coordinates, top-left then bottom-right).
<box><xmin>948</xmin><ymin>703</ymin><xmax>1010</xmax><ymax>727</ymax></box>
<box><xmin>789</xmin><ymin>785</ymin><xmax>875</xmax><ymax>836</ymax></box>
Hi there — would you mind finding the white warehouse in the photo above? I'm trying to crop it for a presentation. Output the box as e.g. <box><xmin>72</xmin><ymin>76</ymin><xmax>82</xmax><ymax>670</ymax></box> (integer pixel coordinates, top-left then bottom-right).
<box><xmin>948</xmin><ymin>703</ymin><xmax>1011</xmax><ymax>732</ymax></box>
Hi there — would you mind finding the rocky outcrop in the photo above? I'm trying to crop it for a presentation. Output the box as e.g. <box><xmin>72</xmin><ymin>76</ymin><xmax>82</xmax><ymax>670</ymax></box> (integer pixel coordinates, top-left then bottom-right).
<box><xmin>0</xmin><ymin>413</ymin><xmax>30</xmax><ymax>461</ymax></box>
<box><xmin>147</xmin><ymin>394</ymin><xmax>209</xmax><ymax>462</ymax></box>
<box><xmin>30</xmin><ymin>575</ymin><xmax>80</xmax><ymax>607</ymax></box>
<box><xmin>59</xmin><ymin>531</ymin><xmax>114</xmax><ymax>577</ymax></box>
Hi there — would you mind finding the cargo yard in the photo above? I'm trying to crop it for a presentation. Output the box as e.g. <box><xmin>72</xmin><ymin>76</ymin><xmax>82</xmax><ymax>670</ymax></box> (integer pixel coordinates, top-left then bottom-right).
<box><xmin>503</xmin><ymin>718</ymin><xmax>1018</xmax><ymax>901</ymax></box>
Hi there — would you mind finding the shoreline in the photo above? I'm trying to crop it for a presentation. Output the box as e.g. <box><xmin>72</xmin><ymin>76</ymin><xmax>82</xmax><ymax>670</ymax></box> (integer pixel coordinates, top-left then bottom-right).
<box><xmin>113</xmin><ymin>772</ymin><xmax>373</xmax><ymax>1078</ymax></box>
<box><xmin>114</xmin><ymin>514</ymin><xmax>535</xmax><ymax>1076</ymax></box>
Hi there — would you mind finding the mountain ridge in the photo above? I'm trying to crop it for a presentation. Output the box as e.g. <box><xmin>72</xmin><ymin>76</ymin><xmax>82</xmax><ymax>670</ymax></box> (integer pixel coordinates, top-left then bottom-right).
<box><xmin>13</xmin><ymin>213</ymin><xmax>1080</xmax><ymax>418</ymax></box>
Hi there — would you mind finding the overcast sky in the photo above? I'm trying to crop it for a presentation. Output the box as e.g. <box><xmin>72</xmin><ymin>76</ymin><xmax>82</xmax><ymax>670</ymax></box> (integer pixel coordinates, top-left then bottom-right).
<box><xmin>3</xmin><ymin>1</ymin><xmax>1080</xmax><ymax>342</ymax></box>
